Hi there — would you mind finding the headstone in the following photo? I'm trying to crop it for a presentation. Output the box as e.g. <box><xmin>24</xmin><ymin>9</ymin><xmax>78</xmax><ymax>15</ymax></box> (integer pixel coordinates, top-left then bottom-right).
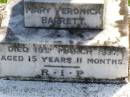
<box><xmin>24</xmin><ymin>0</ymin><xmax>104</xmax><ymax>29</ymax></box>
<box><xmin>0</xmin><ymin>0</ymin><xmax>129</xmax><ymax>82</ymax></box>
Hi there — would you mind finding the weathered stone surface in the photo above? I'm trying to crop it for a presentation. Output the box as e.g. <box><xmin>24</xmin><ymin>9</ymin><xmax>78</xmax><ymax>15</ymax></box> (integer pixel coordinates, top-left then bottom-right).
<box><xmin>0</xmin><ymin>0</ymin><xmax>129</xmax><ymax>82</ymax></box>
<box><xmin>0</xmin><ymin>43</ymin><xmax>128</xmax><ymax>80</ymax></box>
<box><xmin>1</xmin><ymin>0</ymin><xmax>128</xmax><ymax>47</ymax></box>
<box><xmin>24</xmin><ymin>0</ymin><xmax>104</xmax><ymax>29</ymax></box>
<box><xmin>0</xmin><ymin>80</ymin><xmax>130</xmax><ymax>97</ymax></box>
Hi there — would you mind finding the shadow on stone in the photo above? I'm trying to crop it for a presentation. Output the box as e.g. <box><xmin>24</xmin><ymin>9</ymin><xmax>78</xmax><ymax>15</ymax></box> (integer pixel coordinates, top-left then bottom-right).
<box><xmin>2</xmin><ymin>0</ymin><xmax>102</xmax><ymax>45</ymax></box>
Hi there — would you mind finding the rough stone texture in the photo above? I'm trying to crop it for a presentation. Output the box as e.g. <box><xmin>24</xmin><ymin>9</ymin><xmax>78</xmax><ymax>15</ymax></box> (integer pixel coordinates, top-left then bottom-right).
<box><xmin>0</xmin><ymin>80</ymin><xmax>129</xmax><ymax>97</ymax></box>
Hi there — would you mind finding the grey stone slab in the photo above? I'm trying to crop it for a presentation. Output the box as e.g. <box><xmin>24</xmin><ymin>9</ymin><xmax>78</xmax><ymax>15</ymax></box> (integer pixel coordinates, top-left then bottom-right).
<box><xmin>24</xmin><ymin>1</ymin><xmax>104</xmax><ymax>29</ymax></box>
<box><xmin>0</xmin><ymin>43</ymin><xmax>128</xmax><ymax>81</ymax></box>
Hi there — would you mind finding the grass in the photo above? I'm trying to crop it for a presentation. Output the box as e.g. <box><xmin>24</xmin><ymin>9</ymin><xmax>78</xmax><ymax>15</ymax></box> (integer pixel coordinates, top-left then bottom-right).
<box><xmin>128</xmin><ymin>0</ymin><xmax>130</xmax><ymax>6</ymax></box>
<box><xmin>0</xmin><ymin>0</ymin><xmax>7</xmax><ymax>3</ymax></box>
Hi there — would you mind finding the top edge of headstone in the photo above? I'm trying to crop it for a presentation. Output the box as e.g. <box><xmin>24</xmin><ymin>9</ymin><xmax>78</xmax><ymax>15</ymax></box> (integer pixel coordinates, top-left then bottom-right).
<box><xmin>24</xmin><ymin>0</ymin><xmax>104</xmax><ymax>4</ymax></box>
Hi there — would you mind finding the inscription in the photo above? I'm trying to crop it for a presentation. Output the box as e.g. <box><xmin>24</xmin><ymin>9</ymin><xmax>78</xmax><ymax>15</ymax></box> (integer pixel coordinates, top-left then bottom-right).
<box><xmin>41</xmin><ymin>57</ymin><xmax>72</xmax><ymax>63</ymax></box>
<box><xmin>41</xmin><ymin>69</ymin><xmax>84</xmax><ymax>78</ymax></box>
<box><xmin>41</xmin><ymin>17</ymin><xmax>84</xmax><ymax>25</ymax></box>
<box><xmin>1</xmin><ymin>44</ymin><xmax>123</xmax><ymax>64</ymax></box>
<box><xmin>87</xmin><ymin>58</ymin><xmax>122</xmax><ymax>64</ymax></box>
<box><xmin>26</xmin><ymin>7</ymin><xmax>100</xmax><ymax>15</ymax></box>
<box><xmin>24</xmin><ymin>2</ymin><xmax>104</xmax><ymax>28</ymax></box>
<box><xmin>1</xmin><ymin>55</ymin><xmax>24</xmax><ymax>61</ymax></box>
<box><xmin>0</xmin><ymin>43</ymin><xmax>128</xmax><ymax>79</ymax></box>
<box><xmin>8</xmin><ymin>45</ymin><xmax>29</xmax><ymax>52</ymax></box>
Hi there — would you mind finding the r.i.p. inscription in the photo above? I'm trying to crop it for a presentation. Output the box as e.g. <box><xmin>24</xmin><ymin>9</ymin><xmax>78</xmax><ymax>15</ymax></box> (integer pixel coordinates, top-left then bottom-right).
<box><xmin>24</xmin><ymin>0</ymin><xmax>104</xmax><ymax>29</ymax></box>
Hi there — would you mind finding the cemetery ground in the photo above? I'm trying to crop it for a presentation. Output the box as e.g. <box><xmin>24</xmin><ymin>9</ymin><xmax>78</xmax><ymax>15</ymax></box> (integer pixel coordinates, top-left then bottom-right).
<box><xmin>0</xmin><ymin>0</ymin><xmax>130</xmax><ymax>97</ymax></box>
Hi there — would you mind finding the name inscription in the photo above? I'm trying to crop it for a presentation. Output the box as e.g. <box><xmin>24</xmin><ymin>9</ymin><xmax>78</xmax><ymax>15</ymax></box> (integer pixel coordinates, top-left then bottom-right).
<box><xmin>24</xmin><ymin>2</ymin><xmax>104</xmax><ymax>29</ymax></box>
<box><xmin>0</xmin><ymin>43</ymin><xmax>128</xmax><ymax>80</ymax></box>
